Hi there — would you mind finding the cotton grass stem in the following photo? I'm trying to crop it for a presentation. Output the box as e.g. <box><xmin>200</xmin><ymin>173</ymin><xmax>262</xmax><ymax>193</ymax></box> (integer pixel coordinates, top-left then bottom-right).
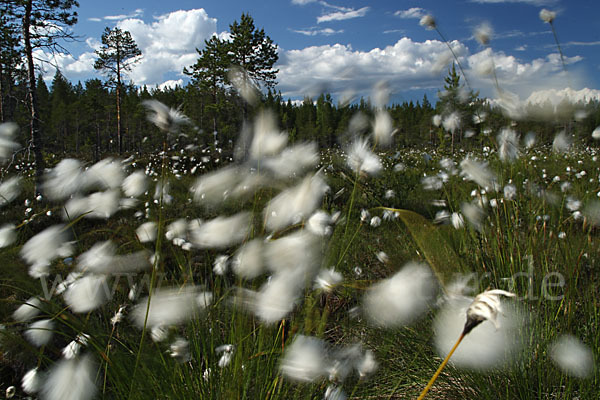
<box><xmin>549</xmin><ymin>22</ymin><xmax>566</xmax><ymax>72</ymax></box>
<box><xmin>416</xmin><ymin>332</ymin><xmax>465</xmax><ymax>400</ymax></box>
<box><xmin>434</xmin><ymin>28</ymin><xmax>473</xmax><ymax>94</ymax></box>
<box><xmin>127</xmin><ymin>140</ymin><xmax>168</xmax><ymax>399</ymax></box>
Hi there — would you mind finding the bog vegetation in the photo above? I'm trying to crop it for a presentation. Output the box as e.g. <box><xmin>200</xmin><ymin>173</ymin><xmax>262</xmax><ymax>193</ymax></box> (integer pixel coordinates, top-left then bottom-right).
<box><xmin>0</xmin><ymin>3</ymin><xmax>599</xmax><ymax>400</ymax></box>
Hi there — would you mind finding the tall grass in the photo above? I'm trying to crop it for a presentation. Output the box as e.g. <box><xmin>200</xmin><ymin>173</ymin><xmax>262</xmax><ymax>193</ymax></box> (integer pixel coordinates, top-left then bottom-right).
<box><xmin>1</xmin><ymin>11</ymin><xmax>599</xmax><ymax>400</ymax></box>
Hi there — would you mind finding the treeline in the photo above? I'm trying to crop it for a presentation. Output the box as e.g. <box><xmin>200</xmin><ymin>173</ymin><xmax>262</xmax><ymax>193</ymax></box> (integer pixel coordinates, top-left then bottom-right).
<box><xmin>2</xmin><ymin>2</ymin><xmax>600</xmax><ymax>164</ymax></box>
<box><xmin>3</xmin><ymin>69</ymin><xmax>600</xmax><ymax>161</ymax></box>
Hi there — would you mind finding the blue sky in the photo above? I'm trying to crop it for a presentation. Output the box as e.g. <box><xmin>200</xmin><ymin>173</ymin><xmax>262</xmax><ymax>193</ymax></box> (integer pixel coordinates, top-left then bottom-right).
<box><xmin>39</xmin><ymin>0</ymin><xmax>600</xmax><ymax>105</ymax></box>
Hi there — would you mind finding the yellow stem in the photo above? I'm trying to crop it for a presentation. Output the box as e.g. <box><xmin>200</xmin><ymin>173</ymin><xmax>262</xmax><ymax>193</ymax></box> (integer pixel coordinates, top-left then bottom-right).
<box><xmin>416</xmin><ymin>332</ymin><xmax>465</xmax><ymax>400</ymax></box>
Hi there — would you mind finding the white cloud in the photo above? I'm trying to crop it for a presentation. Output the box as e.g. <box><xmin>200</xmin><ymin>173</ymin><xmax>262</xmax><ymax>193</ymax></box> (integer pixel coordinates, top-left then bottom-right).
<box><xmin>104</xmin><ymin>8</ymin><xmax>144</xmax><ymax>21</ymax></box>
<box><xmin>32</xmin><ymin>48</ymin><xmax>96</xmax><ymax>82</ymax></box>
<box><xmin>292</xmin><ymin>27</ymin><xmax>343</xmax><ymax>36</ymax></box>
<box><xmin>277</xmin><ymin>38</ymin><xmax>466</xmax><ymax>98</ymax></box>
<box><xmin>88</xmin><ymin>17</ymin><xmax>101</xmax><ymax>22</ymax></box>
<box><xmin>563</xmin><ymin>41</ymin><xmax>600</xmax><ymax>47</ymax></box>
<box><xmin>33</xmin><ymin>9</ymin><xmax>217</xmax><ymax>87</ymax></box>
<box><xmin>291</xmin><ymin>0</ymin><xmax>318</xmax><ymax>4</ymax></box>
<box><xmin>394</xmin><ymin>8</ymin><xmax>426</xmax><ymax>19</ymax></box>
<box><xmin>525</xmin><ymin>87</ymin><xmax>600</xmax><ymax>106</ymax></box>
<box><xmin>116</xmin><ymin>9</ymin><xmax>217</xmax><ymax>85</ymax></box>
<box><xmin>317</xmin><ymin>6</ymin><xmax>369</xmax><ymax>23</ymax></box>
<box><xmin>470</xmin><ymin>0</ymin><xmax>557</xmax><ymax>5</ymax></box>
<box><xmin>383</xmin><ymin>29</ymin><xmax>406</xmax><ymax>34</ymax></box>
<box><xmin>158</xmin><ymin>79</ymin><xmax>184</xmax><ymax>91</ymax></box>
<box><xmin>276</xmin><ymin>38</ymin><xmax>586</xmax><ymax>103</ymax></box>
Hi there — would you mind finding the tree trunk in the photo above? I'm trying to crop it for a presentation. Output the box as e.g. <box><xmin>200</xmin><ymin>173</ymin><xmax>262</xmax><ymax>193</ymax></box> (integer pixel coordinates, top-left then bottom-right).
<box><xmin>0</xmin><ymin>66</ymin><xmax>4</xmax><ymax>122</ymax></box>
<box><xmin>23</xmin><ymin>0</ymin><xmax>45</xmax><ymax>194</ymax></box>
<box><xmin>116</xmin><ymin>82</ymin><xmax>122</xmax><ymax>154</ymax></box>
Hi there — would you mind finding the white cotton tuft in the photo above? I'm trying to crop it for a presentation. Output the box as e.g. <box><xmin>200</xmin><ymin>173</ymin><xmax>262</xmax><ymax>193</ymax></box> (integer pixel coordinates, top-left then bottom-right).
<box><xmin>169</xmin><ymin>337</ymin><xmax>191</xmax><ymax>362</ymax></box>
<box><xmin>62</xmin><ymin>196</ymin><xmax>90</xmax><ymax>220</ymax></box>
<box><xmin>264</xmin><ymin>230</ymin><xmax>319</xmax><ymax>275</ymax></box>
<box><xmin>62</xmin><ymin>333</ymin><xmax>89</xmax><ymax>359</ymax></box>
<box><xmin>213</xmin><ymin>255</ymin><xmax>229</xmax><ymax>275</ymax></box>
<box><xmin>143</xmin><ymin>100</ymin><xmax>191</xmax><ymax>133</ymax></box>
<box><xmin>22</xmin><ymin>367</ymin><xmax>42</xmax><ymax>394</ymax></box>
<box><xmin>122</xmin><ymin>170</ymin><xmax>148</xmax><ymax>197</ymax></box>
<box><xmin>0</xmin><ymin>224</ymin><xmax>16</xmax><ymax>248</ymax></box>
<box><xmin>263</xmin><ymin>173</ymin><xmax>329</xmax><ymax>232</ymax></box>
<box><xmin>460</xmin><ymin>158</ymin><xmax>497</xmax><ymax>190</ymax></box>
<box><xmin>474</xmin><ymin>22</ymin><xmax>493</xmax><ymax>45</ymax></box>
<box><xmin>419</xmin><ymin>14</ymin><xmax>436</xmax><ymax>30</ymax></box>
<box><xmin>263</xmin><ymin>142</ymin><xmax>319</xmax><ymax>178</ymax></box>
<box><xmin>42</xmin><ymin>354</ymin><xmax>96</xmax><ymax>400</ymax></box>
<box><xmin>0</xmin><ymin>122</ymin><xmax>20</xmax><ymax>162</ymax></box>
<box><xmin>136</xmin><ymin>222</ymin><xmax>157</xmax><ymax>243</ymax></box>
<box><xmin>251</xmin><ymin>273</ymin><xmax>302</xmax><ymax>323</ymax></box>
<box><xmin>76</xmin><ymin>241</ymin><xmax>115</xmax><ymax>273</ymax></box>
<box><xmin>216</xmin><ymin>344</ymin><xmax>235</xmax><ymax>368</ymax></box>
<box><xmin>539</xmin><ymin>8</ymin><xmax>556</xmax><ymax>23</ymax></box>
<box><xmin>347</xmin><ymin>138</ymin><xmax>382</xmax><ymax>176</ymax></box>
<box><xmin>166</xmin><ymin>219</ymin><xmax>188</xmax><ymax>241</ymax></box>
<box><xmin>363</xmin><ymin>262</ymin><xmax>436</xmax><ymax>327</ymax></box>
<box><xmin>250</xmin><ymin>110</ymin><xmax>288</xmax><ymax>160</ymax></box>
<box><xmin>461</xmin><ymin>202</ymin><xmax>486</xmax><ymax>231</ymax></box>
<box><xmin>497</xmin><ymin>128</ymin><xmax>520</xmax><ymax>162</ymax></box>
<box><xmin>314</xmin><ymin>268</ymin><xmax>343</xmax><ymax>292</ymax></box>
<box><xmin>372</xmin><ymin>110</ymin><xmax>394</xmax><ymax>147</ymax></box>
<box><xmin>130</xmin><ymin>286</ymin><xmax>212</xmax><ymax>329</ymax></box>
<box><xmin>85</xmin><ymin>158</ymin><xmax>125</xmax><ymax>190</ymax></box>
<box><xmin>43</xmin><ymin>159</ymin><xmax>84</xmax><ymax>200</ymax></box>
<box><xmin>550</xmin><ymin>335</ymin><xmax>594</xmax><ymax>378</ymax></box>
<box><xmin>188</xmin><ymin>213</ymin><xmax>250</xmax><ymax>249</ymax></box>
<box><xmin>553</xmin><ymin>131</ymin><xmax>572</xmax><ymax>154</ymax></box>
<box><xmin>63</xmin><ymin>274</ymin><xmax>109</xmax><ymax>313</ymax></box>
<box><xmin>306</xmin><ymin>210</ymin><xmax>332</xmax><ymax>236</ymax></box>
<box><xmin>280</xmin><ymin>335</ymin><xmax>328</xmax><ymax>382</ymax></box>
<box><xmin>25</xmin><ymin>319</ymin><xmax>54</xmax><ymax>347</ymax></box>
<box><xmin>232</xmin><ymin>239</ymin><xmax>265</xmax><ymax>279</ymax></box>
<box><xmin>442</xmin><ymin>112</ymin><xmax>461</xmax><ymax>134</ymax></box>
<box><xmin>433</xmin><ymin>296</ymin><xmax>525</xmax><ymax>370</ymax></box>
<box><xmin>86</xmin><ymin>190</ymin><xmax>120</xmax><ymax>219</ymax></box>
<box><xmin>13</xmin><ymin>297</ymin><xmax>42</xmax><ymax>322</ymax></box>
<box><xmin>523</xmin><ymin>132</ymin><xmax>536</xmax><ymax>149</ymax></box>
<box><xmin>21</xmin><ymin>225</ymin><xmax>70</xmax><ymax>277</ymax></box>
<box><xmin>0</xmin><ymin>176</ymin><xmax>21</xmax><ymax>207</ymax></box>
<box><xmin>191</xmin><ymin>166</ymin><xmax>241</xmax><ymax>204</ymax></box>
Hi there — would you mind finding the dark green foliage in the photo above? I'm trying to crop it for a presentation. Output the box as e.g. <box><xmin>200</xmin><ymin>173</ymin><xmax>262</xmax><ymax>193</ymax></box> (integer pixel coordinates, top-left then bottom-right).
<box><xmin>227</xmin><ymin>12</ymin><xmax>279</xmax><ymax>90</ymax></box>
<box><xmin>94</xmin><ymin>26</ymin><xmax>142</xmax><ymax>154</ymax></box>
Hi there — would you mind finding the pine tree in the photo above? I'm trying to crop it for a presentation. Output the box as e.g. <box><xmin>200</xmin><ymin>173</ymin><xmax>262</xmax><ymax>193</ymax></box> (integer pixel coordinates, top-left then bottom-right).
<box><xmin>94</xmin><ymin>26</ymin><xmax>142</xmax><ymax>154</ymax></box>
<box><xmin>13</xmin><ymin>0</ymin><xmax>79</xmax><ymax>191</ymax></box>
<box><xmin>0</xmin><ymin>1</ymin><xmax>23</xmax><ymax>122</ymax></box>
<box><xmin>184</xmin><ymin>35</ymin><xmax>229</xmax><ymax>135</ymax></box>
<box><xmin>226</xmin><ymin>13</ymin><xmax>279</xmax><ymax>90</ymax></box>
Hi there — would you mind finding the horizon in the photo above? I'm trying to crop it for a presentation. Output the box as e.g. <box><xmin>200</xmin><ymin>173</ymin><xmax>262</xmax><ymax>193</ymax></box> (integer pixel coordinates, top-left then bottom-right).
<box><xmin>31</xmin><ymin>0</ymin><xmax>600</xmax><ymax>106</ymax></box>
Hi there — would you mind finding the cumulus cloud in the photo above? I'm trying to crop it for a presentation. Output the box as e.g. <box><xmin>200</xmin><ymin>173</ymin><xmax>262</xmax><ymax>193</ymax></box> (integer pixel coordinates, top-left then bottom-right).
<box><xmin>317</xmin><ymin>6</ymin><xmax>370</xmax><ymax>23</ymax></box>
<box><xmin>277</xmin><ymin>38</ymin><xmax>468</xmax><ymax>98</ymax></box>
<box><xmin>32</xmin><ymin>48</ymin><xmax>96</xmax><ymax>80</ymax></box>
<box><xmin>276</xmin><ymin>37</ymin><xmax>585</xmax><ymax>103</ymax></box>
<box><xmin>116</xmin><ymin>9</ymin><xmax>217</xmax><ymax>85</ymax></box>
<box><xmin>34</xmin><ymin>8</ymin><xmax>217</xmax><ymax>88</ymax></box>
<box><xmin>394</xmin><ymin>7</ymin><xmax>426</xmax><ymax>19</ymax></box>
